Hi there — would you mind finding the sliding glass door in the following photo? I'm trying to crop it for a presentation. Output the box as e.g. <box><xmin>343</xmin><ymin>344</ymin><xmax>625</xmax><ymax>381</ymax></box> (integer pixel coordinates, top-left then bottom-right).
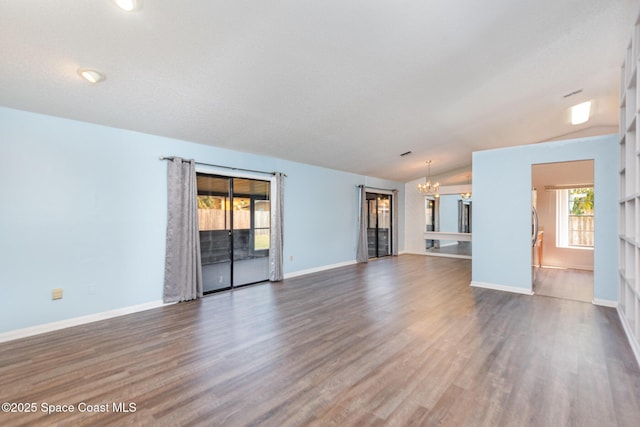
<box><xmin>196</xmin><ymin>174</ymin><xmax>270</xmax><ymax>293</ymax></box>
<box><xmin>231</xmin><ymin>178</ymin><xmax>270</xmax><ymax>287</ymax></box>
<box><xmin>366</xmin><ymin>192</ymin><xmax>392</xmax><ymax>258</ymax></box>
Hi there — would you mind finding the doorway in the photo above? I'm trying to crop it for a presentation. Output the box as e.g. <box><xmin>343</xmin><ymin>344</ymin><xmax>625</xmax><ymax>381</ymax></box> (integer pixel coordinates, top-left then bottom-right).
<box><xmin>196</xmin><ymin>173</ymin><xmax>271</xmax><ymax>293</ymax></box>
<box><xmin>531</xmin><ymin>160</ymin><xmax>594</xmax><ymax>302</ymax></box>
<box><xmin>366</xmin><ymin>192</ymin><xmax>392</xmax><ymax>258</ymax></box>
<box><xmin>425</xmin><ymin>197</ymin><xmax>436</xmax><ymax>249</ymax></box>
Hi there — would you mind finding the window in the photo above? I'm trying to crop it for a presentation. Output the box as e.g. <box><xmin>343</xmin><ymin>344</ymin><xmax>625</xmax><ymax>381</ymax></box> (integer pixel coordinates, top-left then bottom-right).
<box><xmin>556</xmin><ymin>187</ymin><xmax>594</xmax><ymax>248</ymax></box>
<box><xmin>197</xmin><ymin>195</ymin><xmax>270</xmax><ymax>251</ymax></box>
<box><xmin>233</xmin><ymin>197</ymin><xmax>251</xmax><ymax>230</ymax></box>
<box><xmin>197</xmin><ymin>195</ymin><xmax>229</xmax><ymax>231</ymax></box>
<box><xmin>253</xmin><ymin>200</ymin><xmax>270</xmax><ymax>251</ymax></box>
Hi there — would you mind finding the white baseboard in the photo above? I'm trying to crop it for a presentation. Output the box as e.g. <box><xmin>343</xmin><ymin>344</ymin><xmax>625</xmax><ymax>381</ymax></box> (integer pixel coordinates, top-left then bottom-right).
<box><xmin>284</xmin><ymin>260</ymin><xmax>357</xmax><ymax>279</ymax></box>
<box><xmin>470</xmin><ymin>281</ymin><xmax>534</xmax><ymax>295</ymax></box>
<box><xmin>592</xmin><ymin>298</ymin><xmax>617</xmax><ymax>308</ymax></box>
<box><xmin>617</xmin><ymin>306</ymin><xmax>640</xmax><ymax>369</ymax></box>
<box><xmin>0</xmin><ymin>300</ymin><xmax>169</xmax><ymax>343</ymax></box>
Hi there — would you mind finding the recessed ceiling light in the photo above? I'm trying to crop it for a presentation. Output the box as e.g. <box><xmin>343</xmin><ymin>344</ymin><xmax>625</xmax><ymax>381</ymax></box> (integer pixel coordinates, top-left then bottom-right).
<box><xmin>571</xmin><ymin>101</ymin><xmax>591</xmax><ymax>125</ymax></box>
<box><xmin>114</xmin><ymin>0</ymin><xmax>143</xmax><ymax>12</ymax></box>
<box><xmin>77</xmin><ymin>68</ymin><xmax>106</xmax><ymax>84</ymax></box>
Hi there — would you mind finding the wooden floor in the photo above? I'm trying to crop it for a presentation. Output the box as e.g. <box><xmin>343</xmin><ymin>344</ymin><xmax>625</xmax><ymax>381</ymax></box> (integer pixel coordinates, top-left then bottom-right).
<box><xmin>1</xmin><ymin>255</ymin><xmax>639</xmax><ymax>426</ymax></box>
<box><xmin>533</xmin><ymin>267</ymin><xmax>594</xmax><ymax>303</ymax></box>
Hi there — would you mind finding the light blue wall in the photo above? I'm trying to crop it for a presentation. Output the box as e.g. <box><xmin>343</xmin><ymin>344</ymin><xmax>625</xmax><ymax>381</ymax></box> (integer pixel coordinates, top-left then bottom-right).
<box><xmin>437</xmin><ymin>194</ymin><xmax>459</xmax><ymax>246</ymax></box>
<box><xmin>472</xmin><ymin>134</ymin><xmax>618</xmax><ymax>301</ymax></box>
<box><xmin>0</xmin><ymin>107</ymin><xmax>403</xmax><ymax>333</ymax></box>
<box><xmin>439</xmin><ymin>195</ymin><xmax>459</xmax><ymax>233</ymax></box>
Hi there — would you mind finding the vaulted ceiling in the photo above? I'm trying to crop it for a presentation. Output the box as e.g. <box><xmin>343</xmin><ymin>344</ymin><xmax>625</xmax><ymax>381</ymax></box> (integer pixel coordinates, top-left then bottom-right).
<box><xmin>1</xmin><ymin>0</ymin><xmax>637</xmax><ymax>183</ymax></box>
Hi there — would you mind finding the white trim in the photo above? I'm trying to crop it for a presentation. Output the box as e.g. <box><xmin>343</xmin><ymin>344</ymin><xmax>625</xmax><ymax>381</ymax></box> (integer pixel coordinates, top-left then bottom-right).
<box><xmin>557</xmin><ymin>189</ymin><xmax>569</xmax><ymax>247</ymax></box>
<box><xmin>0</xmin><ymin>300</ymin><xmax>170</xmax><ymax>343</ymax></box>
<box><xmin>617</xmin><ymin>306</ymin><xmax>640</xmax><ymax>369</ymax></box>
<box><xmin>540</xmin><ymin>264</ymin><xmax>594</xmax><ymax>271</ymax></box>
<box><xmin>470</xmin><ymin>281</ymin><xmax>534</xmax><ymax>295</ymax></box>
<box><xmin>195</xmin><ymin>164</ymin><xmax>272</xmax><ymax>182</ymax></box>
<box><xmin>555</xmin><ymin>245</ymin><xmax>594</xmax><ymax>251</ymax></box>
<box><xmin>424</xmin><ymin>231</ymin><xmax>472</xmax><ymax>242</ymax></box>
<box><xmin>364</xmin><ymin>187</ymin><xmax>394</xmax><ymax>195</ymax></box>
<box><xmin>284</xmin><ymin>260</ymin><xmax>357</xmax><ymax>279</ymax></box>
<box><xmin>592</xmin><ymin>298</ymin><xmax>617</xmax><ymax>308</ymax></box>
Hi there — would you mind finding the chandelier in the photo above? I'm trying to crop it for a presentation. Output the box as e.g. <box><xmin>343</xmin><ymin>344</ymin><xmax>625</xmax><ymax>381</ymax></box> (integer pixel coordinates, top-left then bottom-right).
<box><xmin>460</xmin><ymin>174</ymin><xmax>472</xmax><ymax>200</ymax></box>
<box><xmin>417</xmin><ymin>160</ymin><xmax>440</xmax><ymax>195</ymax></box>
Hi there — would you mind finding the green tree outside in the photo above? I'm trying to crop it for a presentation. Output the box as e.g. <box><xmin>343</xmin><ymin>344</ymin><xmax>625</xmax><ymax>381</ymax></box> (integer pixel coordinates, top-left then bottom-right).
<box><xmin>570</xmin><ymin>188</ymin><xmax>594</xmax><ymax>215</ymax></box>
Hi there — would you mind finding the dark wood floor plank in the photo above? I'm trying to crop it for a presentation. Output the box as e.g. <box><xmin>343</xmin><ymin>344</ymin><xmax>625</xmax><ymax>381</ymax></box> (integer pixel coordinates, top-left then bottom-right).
<box><xmin>1</xmin><ymin>255</ymin><xmax>639</xmax><ymax>426</ymax></box>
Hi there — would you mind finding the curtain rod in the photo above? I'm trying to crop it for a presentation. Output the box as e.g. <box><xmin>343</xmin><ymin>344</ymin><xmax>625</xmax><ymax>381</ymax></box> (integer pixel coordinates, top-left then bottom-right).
<box><xmin>357</xmin><ymin>184</ymin><xmax>397</xmax><ymax>192</ymax></box>
<box><xmin>159</xmin><ymin>156</ymin><xmax>287</xmax><ymax>177</ymax></box>
<box><xmin>543</xmin><ymin>183</ymin><xmax>592</xmax><ymax>191</ymax></box>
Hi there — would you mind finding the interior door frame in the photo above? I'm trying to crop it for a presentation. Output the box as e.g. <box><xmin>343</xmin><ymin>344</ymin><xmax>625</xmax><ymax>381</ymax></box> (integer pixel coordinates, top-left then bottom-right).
<box><xmin>530</xmin><ymin>160</ymin><xmax>595</xmax><ymax>297</ymax></box>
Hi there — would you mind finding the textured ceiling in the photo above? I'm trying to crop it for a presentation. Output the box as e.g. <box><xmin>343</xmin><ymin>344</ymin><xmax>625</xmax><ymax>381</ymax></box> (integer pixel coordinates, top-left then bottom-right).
<box><xmin>0</xmin><ymin>0</ymin><xmax>637</xmax><ymax>183</ymax></box>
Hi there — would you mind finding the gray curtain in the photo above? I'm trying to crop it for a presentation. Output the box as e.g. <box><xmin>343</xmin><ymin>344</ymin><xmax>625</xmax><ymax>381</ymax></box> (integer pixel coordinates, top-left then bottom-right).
<box><xmin>163</xmin><ymin>157</ymin><xmax>203</xmax><ymax>303</ymax></box>
<box><xmin>392</xmin><ymin>190</ymin><xmax>399</xmax><ymax>256</ymax></box>
<box><xmin>356</xmin><ymin>185</ymin><xmax>368</xmax><ymax>263</ymax></box>
<box><xmin>269</xmin><ymin>172</ymin><xmax>285</xmax><ymax>281</ymax></box>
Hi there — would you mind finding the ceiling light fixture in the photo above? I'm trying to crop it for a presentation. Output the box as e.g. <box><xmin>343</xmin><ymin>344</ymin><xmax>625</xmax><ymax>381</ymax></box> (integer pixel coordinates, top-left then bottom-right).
<box><xmin>571</xmin><ymin>101</ymin><xmax>591</xmax><ymax>125</ymax></box>
<box><xmin>417</xmin><ymin>160</ymin><xmax>440</xmax><ymax>196</ymax></box>
<box><xmin>77</xmin><ymin>68</ymin><xmax>106</xmax><ymax>84</ymax></box>
<box><xmin>460</xmin><ymin>174</ymin><xmax>472</xmax><ymax>201</ymax></box>
<box><xmin>114</xmin><ymin>0</ymin><xmax>143</xmax><ymax>12</ymax></box>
